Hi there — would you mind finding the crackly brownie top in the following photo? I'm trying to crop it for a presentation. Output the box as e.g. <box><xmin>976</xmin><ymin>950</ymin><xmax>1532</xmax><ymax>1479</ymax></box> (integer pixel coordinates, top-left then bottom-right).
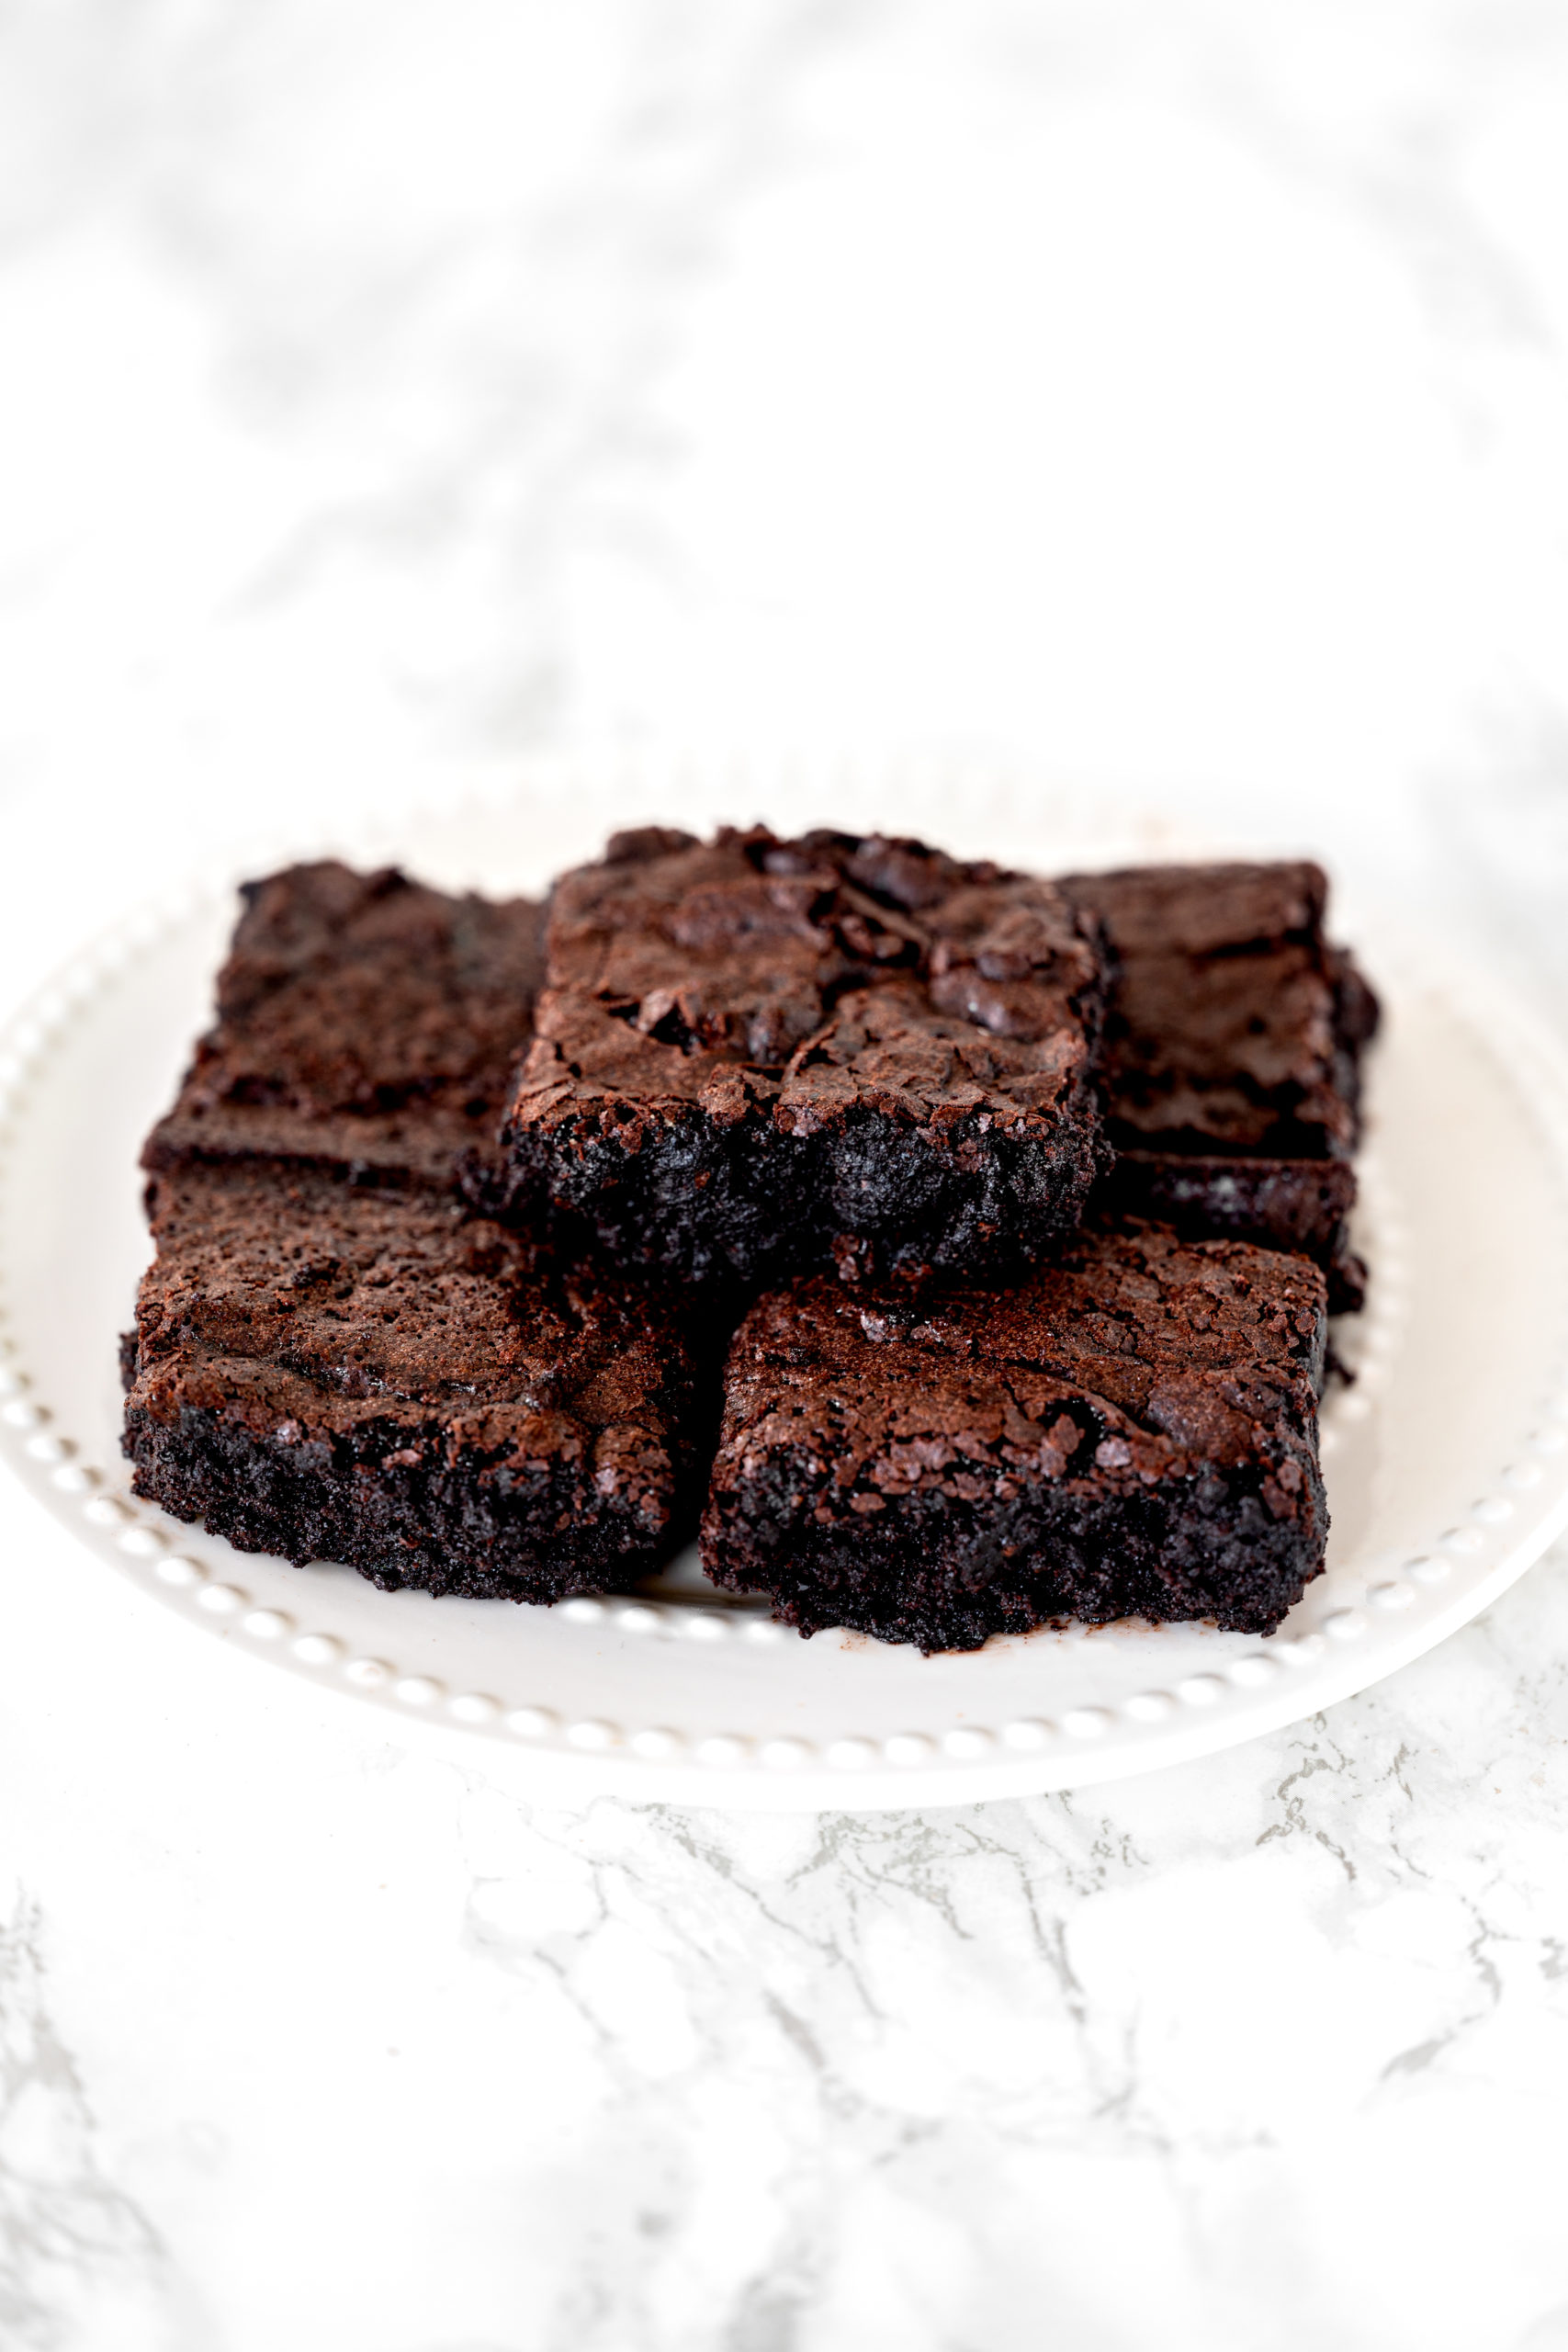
<box><xmin>130</xmin><ymin>1161</ymin><xmax>691</xmax><ymax>1500</ymax></box>
<box><xmin>713</xmin><ymin>1225</ymin><xmax>1326</xmax><ymax>1517</ymax></box>
<box><xmin>513</xmin><ymin>824</ymin><xmax>1107</xmax><ymax>1136</ymax></box>
<box><xmin>1062</xmin><ymin>861</ymin><xmax>1378</xmax><ymax>1156</ymax></box>
<box><xmin>145</xmin><ymin>862</ymin><xmax>543</xmax><ymax>1184</ymax></box>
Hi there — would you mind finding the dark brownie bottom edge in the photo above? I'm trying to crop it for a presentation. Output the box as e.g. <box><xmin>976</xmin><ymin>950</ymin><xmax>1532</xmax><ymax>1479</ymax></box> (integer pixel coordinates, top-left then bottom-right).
<box><xmin>702</xmin><ymin>1461</ymin><xmax>1327</xmax><ymax>1651</ymax></box>
<box><xmin>509</xmin><ymin>1094</ymin><xmax>1109</xmax><ymax>1286</ymax></box>
<box><xmin>124</xmin><ymin>1401</ymin><xmax>682</xmax><ymax>1604</ymax></box>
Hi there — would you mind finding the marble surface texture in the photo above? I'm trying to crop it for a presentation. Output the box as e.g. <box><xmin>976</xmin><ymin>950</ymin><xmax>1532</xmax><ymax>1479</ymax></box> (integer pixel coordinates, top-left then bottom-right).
<box><xmin>6</xmin><ymin>4</ymin><xmax>1568</xmax><ymax>2346</ymax></box>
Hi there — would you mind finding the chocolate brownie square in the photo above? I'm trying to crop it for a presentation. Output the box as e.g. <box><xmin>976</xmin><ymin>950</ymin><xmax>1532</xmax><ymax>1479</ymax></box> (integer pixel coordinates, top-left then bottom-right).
<box><xmin>144</xmin><ymin>862</ymin><xmax>544</xmax><ymax>1200</ymax></box>
<box><xmin>1061</xmin><ymin>863</ymin><xmax>1379</xmax><ymax>1308</ymax></box>
<box><xmin>503</xmin><ymin>826</ymin><xmax>1111</xmax><ymax>1284</ymax></box>
<box><xmin>700</xmin><ymin>1224</ymin><xmax>1329</xmax><ymax>1649</ymax></box>
<box><xmin>122</xmin><ymin>1159</ymin><xmax>702</xmax><ymax>1600</ymax></box>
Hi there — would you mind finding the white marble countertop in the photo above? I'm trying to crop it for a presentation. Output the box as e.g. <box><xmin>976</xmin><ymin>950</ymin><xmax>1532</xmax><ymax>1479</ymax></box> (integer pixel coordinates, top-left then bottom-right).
<box><xmin>6</xmin><ymin>6</ymin><xmax>1568</xmax><ymax>2346</ymax></box>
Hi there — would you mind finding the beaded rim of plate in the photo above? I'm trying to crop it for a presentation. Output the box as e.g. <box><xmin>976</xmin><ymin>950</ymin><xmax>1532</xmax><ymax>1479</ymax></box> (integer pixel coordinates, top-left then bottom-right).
<box><xmin>4</xmin><ymin>869</ymin><xmax>1568</xmax><ymax>1785</ymax></box>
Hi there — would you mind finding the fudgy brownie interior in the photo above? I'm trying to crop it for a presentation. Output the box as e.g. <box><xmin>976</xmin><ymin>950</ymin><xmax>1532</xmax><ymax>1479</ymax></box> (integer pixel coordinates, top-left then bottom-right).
<box><xmin>504</xmin><ymin>825</ymin><xmax>1111</xmax><ymax>1284</ymax></box>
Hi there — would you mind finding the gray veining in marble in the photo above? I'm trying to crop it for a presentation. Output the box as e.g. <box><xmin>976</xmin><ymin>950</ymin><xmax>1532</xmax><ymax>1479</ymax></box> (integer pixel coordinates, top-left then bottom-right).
<box><xmin>6</xmin><ymin>4</ymin><xmax>1568</xmax><ymax>2346</ymax></box>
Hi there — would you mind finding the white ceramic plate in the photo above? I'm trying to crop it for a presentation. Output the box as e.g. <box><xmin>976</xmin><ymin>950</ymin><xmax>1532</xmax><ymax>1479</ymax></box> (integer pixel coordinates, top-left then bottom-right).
<box><xmin>5</xmin><ymin>783</ymin><xmax>1568</xmax><ymax>1811</ymax></box>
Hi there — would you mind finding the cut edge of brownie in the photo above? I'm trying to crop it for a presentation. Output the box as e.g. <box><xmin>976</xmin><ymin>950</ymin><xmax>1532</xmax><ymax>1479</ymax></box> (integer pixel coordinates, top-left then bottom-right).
<box><xmin>505</xmin><ymin>1049</ymin><xmax>1112</xmax><ymax>1288</ymax></box>
<box><xmin>705</xmin><ymin>1457</ymin><xmax>1327</xmax><ymax>1652</ymax></box>
<box><xmin>124</xmin><ymin>1387</ymin><xmax>690</xmax><ymax>1604</ymax></box>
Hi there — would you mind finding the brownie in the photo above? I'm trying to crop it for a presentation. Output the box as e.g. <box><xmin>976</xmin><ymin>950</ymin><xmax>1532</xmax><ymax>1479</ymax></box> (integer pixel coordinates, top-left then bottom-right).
<box><xmin>122</xmin><ymin>1159</ymin><xmax>703</xmax><ymax>1601</ymax></box>
<box><xmin>143</xmin><ymin>862</ymin><xmax>544</xmax><ymax>1200</ymax></box>
<box><xmin>503</xmin><ymin>826</ymin><xmax>1111</xmax><ymax>1285</ymax></box>
<box><xmin>1060</xmin><ymin>863</ymin><xmax>1380</xmax><ymax>1310</ymax></box>
<box><xmin>700</xmin><ymin>1224</ymin><xmax>1329</xmax><ymax>1650</ymax></box>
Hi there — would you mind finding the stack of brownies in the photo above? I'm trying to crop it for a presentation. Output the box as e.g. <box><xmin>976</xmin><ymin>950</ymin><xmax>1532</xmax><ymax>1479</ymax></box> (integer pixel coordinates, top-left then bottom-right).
<box><xmin>121</xmin><ymin>826</ymin><xmax>1377</xmax><ymax>1651</ymax></box>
